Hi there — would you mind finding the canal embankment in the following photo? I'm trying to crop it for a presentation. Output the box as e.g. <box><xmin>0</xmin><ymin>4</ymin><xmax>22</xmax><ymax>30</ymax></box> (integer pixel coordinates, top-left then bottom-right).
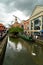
<box><xmin>19</xmin><ymin>34</ymin><xmax>34</xmax><ymax>41</ymax></box>
<box><xmin>0</xmin><ymin>35</ymin><xmax>8</xmax><ymax>65</ymax></box>
<box><xmin>35</xmin><ymin>39</ymin><xmax>43</xmax><ymax>45</ymax></box>
<box><xmin>19</xmin><ymin>33</ymin><xmax>43</xmax><ymax>45</ymax></box>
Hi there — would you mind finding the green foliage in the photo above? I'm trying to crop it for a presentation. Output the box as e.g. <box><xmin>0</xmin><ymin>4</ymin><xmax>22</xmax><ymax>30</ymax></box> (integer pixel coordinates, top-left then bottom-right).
<box><xmin>9</xmin><ymin>27</ymin><xmax>24</xmax><ymax>34</ymax></box>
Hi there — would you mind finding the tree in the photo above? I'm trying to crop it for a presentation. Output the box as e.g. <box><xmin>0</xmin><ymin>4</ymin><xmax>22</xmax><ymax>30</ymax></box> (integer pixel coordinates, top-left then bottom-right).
<box><xmin>9</xmin><ymin>27</ymin><xmax>24</xmax><ymax>35</ymax></box>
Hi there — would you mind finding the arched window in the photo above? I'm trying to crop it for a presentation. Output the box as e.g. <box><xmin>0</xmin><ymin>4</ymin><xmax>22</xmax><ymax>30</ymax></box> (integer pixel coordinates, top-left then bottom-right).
<box><xmin>34</xmin><ymin>18</ymin><xmax>41</xmax><ymax>30</ymax></box>
<box><xmin>34</xmin><ymin>19</ymin><xmax>41</xmax><ymax>25</ymax></box>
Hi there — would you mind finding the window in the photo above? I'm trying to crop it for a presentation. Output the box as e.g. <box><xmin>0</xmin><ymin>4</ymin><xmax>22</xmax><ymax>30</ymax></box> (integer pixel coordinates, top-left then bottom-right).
<box><xmin>31</xmin><ymin>21</ymin><xmax>33</xmax><ymax>30</ymax></box>
<box><xmin>27</xmin><ymin>27</ymin><xmax>29</xmax><ymax>30</ymax></box>
<box><xmin>34</xmin><ymin>18</ymin><xmax>41</xmax><ymax>30</ymax></box>
<box><xmin>34</xmin><ymin>19</ymin><xmax>40</xmax><ymax>24</ymax></box>
<box><xmin>34</xmin><ymin>26</ymin><xmax>40</xmax><ymax>30</ymax></box>
<box><xmin>34</xmin><ymin>32</ymin><xmax>40</xmax><ymax>36</ymax></box>
<box><xmin>21</xmin><ymin>25</ymin><xmax>24</xmax><ymax>28</ymax></box>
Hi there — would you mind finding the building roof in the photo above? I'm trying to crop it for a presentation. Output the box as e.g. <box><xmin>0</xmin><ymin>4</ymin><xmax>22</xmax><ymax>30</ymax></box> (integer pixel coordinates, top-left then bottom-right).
<box><xmin>24</xmin><ymin>19</ymin><xmax>29</xmax><ymax>25</ymax></box>
<box><xmin>11</xmin><ymin>22</ymin><xmax>20</xmax><ymax>27</ymax></box>
<box><xmin>30</xmin><ymin>5</ymin><xmax>43</xmax><ymax>20</ymax></box>
<box><xmin>0</xmin><ymin>23</ymin><xmax>4</xmax><ymax>27</ymax></box>
<box><xmin>0</xmin><ymin>23</ymin><xmax>5</xmax><ymax>31</ymax></box>
<box><xmin>31</xmin><ymin>5</ymin><xmax>43</xmax><ymax>17</ymax></box>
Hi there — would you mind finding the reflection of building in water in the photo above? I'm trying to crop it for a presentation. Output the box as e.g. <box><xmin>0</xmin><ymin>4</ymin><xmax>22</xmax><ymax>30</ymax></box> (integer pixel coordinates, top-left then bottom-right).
<box><xmin>31</xmin><ymin>44</ymin><xmax>42</xmax><ymax>56</ymax></box>
<box><xmin>31</xmin><ymin>44</ymin><xmax>43</xmax><ymax>65</ymax></box>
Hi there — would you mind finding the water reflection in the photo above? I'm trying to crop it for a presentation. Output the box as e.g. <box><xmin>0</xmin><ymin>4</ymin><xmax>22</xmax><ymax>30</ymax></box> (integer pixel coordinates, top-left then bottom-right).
<box><xmin>8</xmin><ymin>37</ymin><xmax>26</xmax><ymax>52</ymax></box>
<box><xmin>17</xmin><ymin>43</ymin><xmax>22</xmax><ymax>51</ymax></box>
<box><xmin>3</xmin><ymin>37</ymin><xmax>43</xmax><ymax>65</ymax></box>
<box><xmin>8</xmin><ymin>37</ymin><xmax>16</xmax><ymax>50</ymax></box>
<box><xmin>31</xmin><ymin>44</ymin><xmax>41</xmax><ymax>56</ymax></box>
<box><xmin>31</xmin><ymin>44</ymin><xmax>43</xmax><ymax>65</ymax></box>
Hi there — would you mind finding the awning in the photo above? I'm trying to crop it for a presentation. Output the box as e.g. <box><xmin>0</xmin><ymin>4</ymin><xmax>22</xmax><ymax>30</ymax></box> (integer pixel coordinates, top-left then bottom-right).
<box><xmin>40</xmin><ymin>30</ymin><xmax>43</xmax><ymax>32</ymax></box>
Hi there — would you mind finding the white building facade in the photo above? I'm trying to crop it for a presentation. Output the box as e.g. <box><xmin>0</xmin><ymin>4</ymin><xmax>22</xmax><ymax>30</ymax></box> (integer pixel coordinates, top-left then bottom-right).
<box><xmin>30</xmin><ymin>5</ymin><xmax>43</xmax><ymax>36</ymax></box>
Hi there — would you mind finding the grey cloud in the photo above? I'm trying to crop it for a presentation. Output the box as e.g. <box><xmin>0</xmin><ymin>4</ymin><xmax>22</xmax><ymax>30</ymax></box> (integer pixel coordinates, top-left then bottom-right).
<box><xmin>14</xmin><ymin>0</ymin><xmax>43</xmax><ymax>16</ymax></box>
<box><xmin>0</xmin><ymin>0</ymin><xmax>43</xmax><ymax>16</ymax></box>
<box><xmin>0</xmin><ymin>0</ymin><xmax>14</xmax><ymax>4</ymax></box>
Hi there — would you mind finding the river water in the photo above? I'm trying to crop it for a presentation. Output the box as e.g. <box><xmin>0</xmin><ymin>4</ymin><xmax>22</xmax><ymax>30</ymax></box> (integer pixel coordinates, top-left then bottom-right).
<box><xmin>3</xmin><ymin>37</ymin><xmax>43</xmax><ymax>65</ymax></box>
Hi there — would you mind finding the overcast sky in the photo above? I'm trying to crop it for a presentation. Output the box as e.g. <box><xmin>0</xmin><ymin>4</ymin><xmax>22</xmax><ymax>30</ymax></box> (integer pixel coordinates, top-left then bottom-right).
<box><xmin>0</xmin><ymin>0</ymin><xmax>43</xmax><ymax>27</ymax></box>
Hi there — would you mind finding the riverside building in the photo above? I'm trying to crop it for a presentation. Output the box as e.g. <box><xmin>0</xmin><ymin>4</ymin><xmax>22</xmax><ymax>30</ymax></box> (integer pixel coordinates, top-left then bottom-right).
<box><xmin>30</xmin><ymin>5</ymin><xmax>43</xmax><ymax>36</ymax></box>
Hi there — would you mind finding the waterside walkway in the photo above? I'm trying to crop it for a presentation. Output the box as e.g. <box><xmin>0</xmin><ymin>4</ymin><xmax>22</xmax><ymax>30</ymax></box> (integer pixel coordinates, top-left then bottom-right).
<box><xmin>0</xmin><ymin>35</ymin><xmax>8</xmax><ymax>65</ymax></box>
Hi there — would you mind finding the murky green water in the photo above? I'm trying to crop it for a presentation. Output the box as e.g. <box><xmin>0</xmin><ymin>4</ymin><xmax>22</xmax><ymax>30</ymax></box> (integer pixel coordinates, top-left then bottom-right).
<box><xmin>3</xmin><ymin>37</ymin><xmax>43</xmax><ymax>65</ymax></box>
